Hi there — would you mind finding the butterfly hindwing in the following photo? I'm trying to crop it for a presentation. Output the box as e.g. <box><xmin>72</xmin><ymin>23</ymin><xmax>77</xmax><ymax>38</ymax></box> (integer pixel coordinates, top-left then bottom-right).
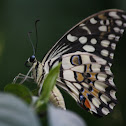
<box><xmin>42</xmin><ymin>9</ymin><xmax>126</xmax><ymax>117</ymax></box>
<box><xmin>59</xmin><ymin>52</ymin><xmax>117</xmax><ymax>117</ymax></box>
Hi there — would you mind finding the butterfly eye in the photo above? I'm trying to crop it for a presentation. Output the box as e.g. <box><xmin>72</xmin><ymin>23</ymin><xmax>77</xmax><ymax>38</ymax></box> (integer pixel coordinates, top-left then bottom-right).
<box><xmin>30</xmin><ymin>55</ymin><xmax>36</xmax><ymax>62</ymax></box>
<box><xmin>25</xmin><ymin>55</ymin><xmax>36</xmax><ymax>67</ymax></box>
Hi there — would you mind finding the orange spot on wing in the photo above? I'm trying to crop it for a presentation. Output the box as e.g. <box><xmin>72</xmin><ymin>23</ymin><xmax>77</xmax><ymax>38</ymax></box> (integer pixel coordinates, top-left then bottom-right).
<box><xmin>84</xmin><ymin>99</ymin><xmax>91</xmax><ymax>109</ymax></box>
<box><xmin>72</xmin><ymin>56</ymin><xmax>80</xmax><ymax>65</ymax></box>
<box><xmin>82</xmin><ymin>89</ymin><xmax>88</xmax><ymax>96</ymax></box>
<box><xmin>89</xmin><ymin>84</ymin><xmax>99</xmax><ymax>98</ymax></box>
<box><xmin>89</xmin><ymin>73</ymin><xmax>97</xmax><ymax>80</ymax></box>
<box><xmin>86</xmin><ymin>64</ymin><xmax>90</xmax><ymax>72</ymax></box>
<box><xmin>98</xmin><ymin>14</ymin><xmax>107</xmax><ymax>20</ymax></box>
<box><xmin>92</xmin><ymin>87</ymin><xmax>99</xmax><ymax>97</ymax></box>
<box><xmin>76</xmin><ymin>72</ymin><xmax>84</xmax><ymax>82</ymax></box>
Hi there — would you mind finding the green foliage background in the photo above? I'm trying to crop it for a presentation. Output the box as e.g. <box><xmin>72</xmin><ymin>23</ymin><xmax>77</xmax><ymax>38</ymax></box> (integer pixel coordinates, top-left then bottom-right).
<box><xmin>0</xmin><ymin>0</ymin><xmax>126</xmax><ymax>126</ymax></box>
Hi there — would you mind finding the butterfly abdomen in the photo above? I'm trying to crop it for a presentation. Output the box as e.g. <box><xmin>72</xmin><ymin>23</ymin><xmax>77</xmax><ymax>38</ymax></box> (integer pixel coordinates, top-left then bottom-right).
<box><xmin>49</xmin><ymin>85</ymin><xmax>66</xmax><ymax>110</ymax></box>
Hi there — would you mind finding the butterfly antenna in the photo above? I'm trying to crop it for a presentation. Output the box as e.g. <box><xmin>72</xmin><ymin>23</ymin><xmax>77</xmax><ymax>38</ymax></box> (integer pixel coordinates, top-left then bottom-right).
<box><xmin>28</xmin><ymin>31</ymin><xmax>35</xmax><ymax>55</ymax></box>
<box><xmin>35</xmin><ymin>19</ymin><xmax>40</xmax><ymax>54</ymax></box>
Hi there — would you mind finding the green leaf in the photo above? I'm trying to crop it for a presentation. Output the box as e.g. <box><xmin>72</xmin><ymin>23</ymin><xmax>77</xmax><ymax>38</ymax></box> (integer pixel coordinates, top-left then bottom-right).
<box><xmin>4</xmin><ymin>84</ymin><xmax>32</xmax><ymax>104</ymax></box>
<box><xmin>31</xmin><ymin>87</ymin><xmax>39</xmax><ymax>96</ymax></box>
<box><xmin>0</xmin><ymin>93</ymin><xmax>41</xmax><ymax>126</ymax></box>
<box><xmin>35</xmin><ymin>63</ymin><xmax>61</xmax><ymax>111</ymax></box>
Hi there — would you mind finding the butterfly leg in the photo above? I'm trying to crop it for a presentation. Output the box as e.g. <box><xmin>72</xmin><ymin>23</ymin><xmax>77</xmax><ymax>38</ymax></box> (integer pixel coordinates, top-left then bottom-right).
<box><xmin>49</xmin><ymin>85</ymin><xmax>66</xmax><ymax>110</ymax></box>
<box><xmin>18</xmin><ymin>66</ymin><xmax>34</xmax><ymax>84</ymax></box>
<box><xmin>13</xmin><ymin>73</ymin><xmax>33</xmax><ymax>84</ymax></box>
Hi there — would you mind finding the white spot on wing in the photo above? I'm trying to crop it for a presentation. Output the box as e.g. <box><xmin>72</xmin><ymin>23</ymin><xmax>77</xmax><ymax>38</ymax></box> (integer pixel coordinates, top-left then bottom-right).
<box><xmin>65</xmin><ymin>81</ymin><xmax>79</xmax><ymax>96</ymax></box>
<box><xmin>93</xmin><ymin>55</ymin><xmax>107</xmax><ymax>65</ymax></box>
<box><xmin>73</xmin><ymin>83</ymin><xmax>82</xmax><ymax>90</ymax></box>
<box><xmin>63</xmin><ymin>70</ymin><xmax>75</xmax><ymax>81</ymax></box>
<box><xmin>81</xmin><ymin>26</ymin><xmax>91</xmax><ymax>34</ymax></box>
<box><xmin>110</xmin><ymin>90</ymin><xmax>116</xmax><ymax>99</ymax></box>
<box><xmin>108</xmin><ymin>34</ymin><xmax>115</xmax><ymax>40</ymax></box>
<box><xmin>97</xmin><ymin>73</ymin><xmax>107</xmax><ymax>81</ymax></box>
<box><xmin>99</xmin><ymin>26</ymin><xmax>107</xmax><ymax>32</ymax></box>
<box><xmin>108</xmin><ymin>77</ymin><xmax>115</xmax><ymax>86</ymax></box>
<box><xmin>109</xmin><ymin>12</ymin><xmax>120</xmax><ymax>19</ymax></box>
<box><xmin>100</xmin><ymin>94</ymin><xmax>110</xmax><ymax>104</ymax></box>
<box><xmin>101</xmin><ymin>49</ymin><xmax>109</xmax><ymax>57</ymax></box>
<box><xmin>115</xmin><ymin>20</ymin><xmax>122</xmax><ymax>26</ymax></box>
<box><xmin>62</xmin><ymin>56</ymin><xmax>73</xmax><ymax>69</ymax></box>
<box><xmin>81</xmin><ymin>82</ymin><xmax>89</xmax><ymax>88</ymax></box>
<box><xmin>90</xmin><ymin>38</ymin><xmax>97</xmax><ymax>44</ymax></box>
<box><xmin>109</xmin><ymin>103</ymin><xmax>115</xmax><ymax>109</ymax></box>
<box><xmin>101</xmin><ymin>40</ymin><xmax>110</xmax><ymax>47</ymax></box>
<box><xmin>94</xmin><ymin>81</ymin><xmax>108</xmax><ymax>92</ymax></box>
<box><xmin>120</xmin><ymin>29</ymin><xmax>124</xmax><ymax>34</ymax></box>
<box><xmin>67</xmin><ymin>34</ymin><xmax>78</xmax><ymax>42</ymax></box>
<box><xmin>81</xmin><ymin>55</ymin><xmax>91</xmax><ymax>64</ymax></box>
<box><xmin>83</xmin><ymin>45</ymin><xmax>95</xmax><ymax>52</ymax></box>
<box><xmin>90</xmin><ymin>18</ymin><xmax>97</xmax><ymax>24</ymax></box>
<box><xmin>113</xmin><ymin>27</ymin><xmax>120</xmax><ymax>33</ymax></box>
<box><xmin>71</xmin><ymin>65</ymin><xmax>84</xmax><ymax>73</ymax></box>
<box><xmin>102</xmin><ymin>107</ymin><xmax>110</xmax><ymax>115</ymax></box>
<box><xmin>89</xmin><ymin>102</ymin><xmax>97</xmax><ymax>114</ymax></box>
<box><xmin>92</xmin><ymin>97</ymin><xmax>101</xmax><ymax>108</ymax></box>
<box><xmin>91</xmin><ymin>64</ymin><xmax>101</xmax><ymax>72</ymax></box>
<box><xmin>122</xmin><ymin>14</ymin><xmax>126</xmax><ymax>19</ymax></box>
<box><xmin>110</xmin><ymin>53</ymin><xmax>114</xmax><ymax>59</ymax></box>
<box><xmin>115</xmin><ymin>36</ymin><xmax>120</xmax><ymax>41</ymax></box>
<box><xmin>105</xmin><ymin>66</ymin><xmax>112</xmax><ymax>75</ymax></box>
<box><xmin>79</xmin><ymin>23</ymin><xmax>85</xmax><ymax>26</ymax></box>
<box><xmin>100</xmin><ymin>20</ymin><xmax>109</xmax><ymax>25</ymax></box>
<box><xmin>108</xmin><ymin>63</ymin><xmax>112</xmax><ymax>66</ymax></box>
<box><xmin>111</xmin><ymin>43</ymin><xmax>116</xmax><ymax>50</ymax></box>
<box><xmin>123</xmin><ymin>23</ymin><xmax>126</xmax><ymax>27</ymax></box>
<box><xmin>79</xmin><ymin>36</ymin><xmax>87</xmax><ymax>44</ymax></box>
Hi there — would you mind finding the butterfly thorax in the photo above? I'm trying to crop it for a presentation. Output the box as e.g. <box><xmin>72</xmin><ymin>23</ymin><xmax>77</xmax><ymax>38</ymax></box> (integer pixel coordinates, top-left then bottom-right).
<box><xmin>31</xmin><ymin>61</ymin><xmax>45</xmax><ymax>86</ymax></box>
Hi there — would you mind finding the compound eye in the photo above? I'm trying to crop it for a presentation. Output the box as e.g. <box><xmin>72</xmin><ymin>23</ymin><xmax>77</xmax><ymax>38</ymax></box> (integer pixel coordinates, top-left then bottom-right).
<box><xmin>30</xmin><ymin>55</ymin><xmax>35</xmax><ymax>62</ymax></box>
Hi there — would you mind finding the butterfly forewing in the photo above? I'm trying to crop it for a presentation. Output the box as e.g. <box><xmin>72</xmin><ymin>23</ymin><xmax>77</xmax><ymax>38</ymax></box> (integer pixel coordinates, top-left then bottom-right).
<box><xmin>42</xmin><ymin>9</ymin><xmax>126</xmax><ymax>117</ymax></box>
<box><xmin>43</xmin><ymin>9</ymin><xmax>126</xmax><ymax>65</ymax></box>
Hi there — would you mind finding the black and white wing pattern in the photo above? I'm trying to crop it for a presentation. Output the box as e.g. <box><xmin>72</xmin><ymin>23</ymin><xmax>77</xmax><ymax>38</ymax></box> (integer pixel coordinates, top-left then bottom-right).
<box><xmin>42</xmin><ymin>9</ymin><xmax>126</xmax><ymax>117</ymax></box>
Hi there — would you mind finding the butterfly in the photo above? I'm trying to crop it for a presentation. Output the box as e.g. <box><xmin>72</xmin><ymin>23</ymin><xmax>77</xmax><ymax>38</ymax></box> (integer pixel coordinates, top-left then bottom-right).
<box><xmin>13</xmin><ymin>9</ymin><xmax>126</xmax><ymax>117</ymax></box>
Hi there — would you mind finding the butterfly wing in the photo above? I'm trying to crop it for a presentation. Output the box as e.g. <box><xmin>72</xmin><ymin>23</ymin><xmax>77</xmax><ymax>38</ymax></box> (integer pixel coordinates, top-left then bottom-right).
<box><xmin>42</xmin><ymin>9</ymin><xmax>126</xmax><ymax>117</ymax></box>
<box><xmin>57</xmin><ymin>52</ymin><xmax>116</xmax><ymax>117</ymax></box>
<box><xmin>42</xmin><ymin>9</ymin><xmax>126</xmax><ymax>65</ymax></box>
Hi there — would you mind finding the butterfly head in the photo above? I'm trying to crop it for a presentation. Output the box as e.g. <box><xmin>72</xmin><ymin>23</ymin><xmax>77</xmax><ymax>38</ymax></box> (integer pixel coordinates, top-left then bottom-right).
<box><xmin>25</xmin><ymin>55</ymin><xmax>37</xmax><ymax>67</ymax></box>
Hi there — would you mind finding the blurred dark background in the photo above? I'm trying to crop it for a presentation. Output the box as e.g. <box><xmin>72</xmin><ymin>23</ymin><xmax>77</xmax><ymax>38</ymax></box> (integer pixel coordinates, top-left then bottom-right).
<box><xmin>0</xmin><ymin>0</ymin><xmax>126</xmax><ymax>126</ymax></box>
